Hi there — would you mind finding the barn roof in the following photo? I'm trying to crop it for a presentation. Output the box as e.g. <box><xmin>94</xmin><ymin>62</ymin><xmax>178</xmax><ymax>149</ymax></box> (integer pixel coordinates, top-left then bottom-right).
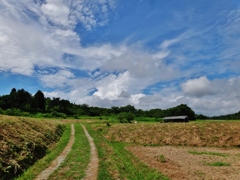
<box><xmin>163</xmin><ymin>116</ymin><xmax>188</xmax><ymax>120</ymax></box>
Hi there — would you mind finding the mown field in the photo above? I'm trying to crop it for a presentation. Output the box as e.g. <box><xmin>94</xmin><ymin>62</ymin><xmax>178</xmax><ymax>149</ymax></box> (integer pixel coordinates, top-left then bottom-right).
<box><xmin>97</xmin><ymin>121</ymin><xmax>240</xmax><ymax>179</ymax></box>
<box><xmin>1</xmin><ymin>115</ymin><xmax>240</xmax><ymax>180</ymax></box>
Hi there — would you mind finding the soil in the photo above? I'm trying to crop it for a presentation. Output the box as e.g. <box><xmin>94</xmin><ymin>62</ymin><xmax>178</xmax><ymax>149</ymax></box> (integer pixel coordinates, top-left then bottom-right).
<box><xmin>35</xmin><ymin>124</ymin><xmax>75</xmax><ymax>180</ymax></box>
<box><xmin>81</xmin><ymin>124</ymin><xmax>99</xmax><ymax>180</ymax></box>
<box><xmin>127</xmin><ymin>145</ymin><xmax>240</xmax><ymax>180</ymax></box>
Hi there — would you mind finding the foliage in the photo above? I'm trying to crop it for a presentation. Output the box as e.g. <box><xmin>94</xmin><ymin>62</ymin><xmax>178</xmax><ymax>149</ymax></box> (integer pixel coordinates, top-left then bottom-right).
<box><xmin>117</xmin><ymin>112</ymin><xmax>135</xmax><ymax>123</ymax></box>
<box><xmin>32</xmin><ymin>90</ymin><xmax>45</xmax><ymax>111</ymax></box>
<box><xmin>1</xmin><ymin>87</ymin><xmax>240</xmax><ymax>120</ymax></box>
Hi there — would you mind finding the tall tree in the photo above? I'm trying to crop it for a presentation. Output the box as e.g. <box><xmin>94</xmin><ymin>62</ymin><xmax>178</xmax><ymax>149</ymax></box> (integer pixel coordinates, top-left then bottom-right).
<box><xmin>33</xmin><ymin>90</ymin><xmax>45</xmax><ymax>111</ymax></box>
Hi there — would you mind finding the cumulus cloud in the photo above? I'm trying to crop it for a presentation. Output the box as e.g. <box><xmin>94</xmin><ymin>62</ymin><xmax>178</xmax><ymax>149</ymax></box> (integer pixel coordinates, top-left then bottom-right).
<box><xmin>39</xmin><ymin>69</ymin><xmax>75</xmax><ymax>88</ymax></box>
<box><xmin>93</xmin><ymin>71</ymin><xmax>132</xmax><ymax>100</ymax></box>
<box><xmin>180</xmin><ymin>76</ymin><xmax>240</xmax><ymax>115</ymax></box>
<box><xmin>181</xmin><ymin>76</ymin><xmax>215</xmax><ymax>97</ymax></box>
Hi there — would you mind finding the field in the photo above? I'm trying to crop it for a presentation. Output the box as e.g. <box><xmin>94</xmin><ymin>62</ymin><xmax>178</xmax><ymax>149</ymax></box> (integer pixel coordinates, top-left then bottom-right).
<box><xmin>96</xmin><ymin>121</ymin><xmax>240</xmax><ymax>179</ymax></box>
<box><xmin>1</xmin><ymin>115</ymin><xmax>240</xmax><ymax>179</ymax></box>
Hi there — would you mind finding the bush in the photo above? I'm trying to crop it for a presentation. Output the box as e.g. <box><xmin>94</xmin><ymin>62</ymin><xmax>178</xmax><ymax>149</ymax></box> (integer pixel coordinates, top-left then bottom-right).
<box><xmin>5</xmin><ymin>108</ymin><xmax>22</xmax><ymax>116</ymax></box>
<box><xmin>22</xmin><ymin>112</ymin><xmax>31</xmax><ymax>117</ymax></box>
<box><xmin>50</xmin><ymin>111</ymin><xmax>67</xmax><ymax>118</ymax></box>
<box><xmin>0</xmin><ymin>108</ymin><xmax>4</xmax><ymax>115</ymax></box>
<box><xmin>117</xmin><ymin>112</ymin><xmax>135</xmax><ymax>123</ymax></box>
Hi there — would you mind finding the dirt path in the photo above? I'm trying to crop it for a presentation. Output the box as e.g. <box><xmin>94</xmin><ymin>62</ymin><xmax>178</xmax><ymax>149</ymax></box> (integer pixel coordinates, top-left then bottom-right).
<box><xmin>81</xmin><ymin>124</ymin><xmax>99</xmax><ymax>180</ymax></box>
<box><xmin>35</xmin><ymin>124</ymin><xmax>75</xmax><ymax>180</ymax></box>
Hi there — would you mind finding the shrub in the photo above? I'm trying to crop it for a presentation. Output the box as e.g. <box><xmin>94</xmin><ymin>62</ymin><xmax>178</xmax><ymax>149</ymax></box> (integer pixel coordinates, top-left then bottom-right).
<box><xmin>117</xmin><ymin>112</ymin><xmax>135</xmax><ymax>123</ymax></box>
<box><xmin>5</xmin><ymin>108</ymin><xmax>22</xmax><ymax>116</ymax></box>
<box><xmin>50</xmin><ymin>111</ymin><xmax>67</xmax><ymax>118</ymax></box>
<box><xmin>0</xmin><ymin>108</ymin><xmax>4</xmax><ymax>115</ymax></box>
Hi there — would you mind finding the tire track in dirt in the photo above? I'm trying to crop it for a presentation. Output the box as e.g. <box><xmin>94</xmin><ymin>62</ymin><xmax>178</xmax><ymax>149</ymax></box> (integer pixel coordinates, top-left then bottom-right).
<box><xmin>81</xmin><ymin>124</ymin><xmax>99</xmax><ymax>180</ymax></box>
<box><xmin>35</xmin><ymin>124</ymin><xmax>75</xmax><ymax>180</ymax></box>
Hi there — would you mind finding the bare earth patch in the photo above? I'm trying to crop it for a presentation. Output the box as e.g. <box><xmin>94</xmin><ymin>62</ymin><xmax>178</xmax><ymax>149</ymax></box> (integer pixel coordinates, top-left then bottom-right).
<box><xmin>127</xmin><ymin>146</ymin><xmax>240</xmax><ymax>180</ymax></box>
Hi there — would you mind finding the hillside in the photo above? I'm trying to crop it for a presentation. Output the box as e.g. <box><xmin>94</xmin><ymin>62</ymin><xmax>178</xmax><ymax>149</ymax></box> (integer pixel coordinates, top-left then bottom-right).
<box><xmin>0</xmin><ymin>115</ymin><xmax>65</xmax><ymax>179</ymax></box>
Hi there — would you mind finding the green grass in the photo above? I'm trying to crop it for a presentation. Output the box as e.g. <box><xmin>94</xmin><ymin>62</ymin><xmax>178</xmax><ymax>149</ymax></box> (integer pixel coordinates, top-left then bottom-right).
<box><xmin>48</xmin><ymin>123</ymin><xmax>91</xmax><ymax>180</ymax></box>
<box><xmin>205</xmin><ymin>161</ymin><xmax>230</xmax><ymax>166</ymax></box>
<box><xmin>85</xmin><ymin>123</ymin><xmax>169</xmax><ymax>180</ymax></box>
<box><xmin>189</xmin><ymin>150</ymin><xmax>229</xmax><ymax>157</ymax></box>
<box><xmin>16</xmin><ymin>124</ymin><xmax>71</xmax><ymax>180</ymax></box>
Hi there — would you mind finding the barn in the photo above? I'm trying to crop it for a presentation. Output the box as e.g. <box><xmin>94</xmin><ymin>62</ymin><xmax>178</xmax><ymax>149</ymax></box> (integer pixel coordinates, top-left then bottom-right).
<box><xmin>163</xmin><ymin>116</ymin><xmax>189</xmax><ymax>123</ymax></box>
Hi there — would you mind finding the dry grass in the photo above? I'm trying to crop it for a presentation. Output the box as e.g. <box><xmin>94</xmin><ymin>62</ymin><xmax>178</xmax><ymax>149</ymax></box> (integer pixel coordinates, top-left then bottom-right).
<box><xmin>0</xmin><ymin>115</ymin><xmax>64</xmax><ymax>179</ymax></box>
<box><xmin>104</xmin><ymin>122</ymin><xmax>240</xmax><ymax>147</ymax></box>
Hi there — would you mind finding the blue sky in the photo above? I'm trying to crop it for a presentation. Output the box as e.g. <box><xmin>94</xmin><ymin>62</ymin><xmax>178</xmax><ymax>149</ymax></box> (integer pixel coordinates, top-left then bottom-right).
<box><xmin>1</xmin><ymin>0</ymin><xmax>240</xmax><ymax>116</ymax></box>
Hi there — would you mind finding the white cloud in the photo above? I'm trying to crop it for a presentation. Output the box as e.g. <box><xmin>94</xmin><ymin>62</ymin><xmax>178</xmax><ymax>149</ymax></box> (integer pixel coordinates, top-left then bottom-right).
<box><xmin>0</xmin><ymin>0</ymin><xmax>118</xmax><ymax>76</ymax></box>
<box><xmin>1</xmin><ymin>0</ymin><xmax>240</xmax><ymax>117</ymax></box>
<box><xmin>93</xmin><ymin>71</ymin><xmax>132</xmax><ymax>100</ymax></box>
<box><xmin>181</xmin><ymin>76</ymin><xmax>215</xmax><ymax>97</ymax></box>
<box><xmin>180</xmin><ymin>76</ymin><xmax>240</xmax><ymax>115</ymax></box>
<box><xmin>39</xmin><ymin>69</ymin><xmax>75</xmax><ymax>88</ymax></box>
<box><xmin>41</xmin><ymin>0</ymin><xmax>70</xmax><ymax>27</ymax></box>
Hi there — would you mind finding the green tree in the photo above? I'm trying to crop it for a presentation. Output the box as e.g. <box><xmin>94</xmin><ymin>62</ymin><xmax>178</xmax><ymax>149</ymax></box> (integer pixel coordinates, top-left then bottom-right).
<box><xmin>33</xmin><ymin>90</ymin><xmax>45</xmax><ymax>111</ymax></box>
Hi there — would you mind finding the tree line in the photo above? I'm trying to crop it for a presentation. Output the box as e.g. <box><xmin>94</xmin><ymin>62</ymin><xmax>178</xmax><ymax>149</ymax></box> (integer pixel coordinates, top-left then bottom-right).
<box><xmin>3</xmin><ymin>87</ymin><xmax>239</xmax><ymax>120</ymax></box>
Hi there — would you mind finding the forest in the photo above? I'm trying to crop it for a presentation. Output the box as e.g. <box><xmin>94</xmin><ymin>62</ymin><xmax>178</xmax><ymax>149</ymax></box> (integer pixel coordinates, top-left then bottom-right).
<box><xmin>0</xmin><ymin>88</ymin><xmax>239</xmax><ymax>121</ymax></box>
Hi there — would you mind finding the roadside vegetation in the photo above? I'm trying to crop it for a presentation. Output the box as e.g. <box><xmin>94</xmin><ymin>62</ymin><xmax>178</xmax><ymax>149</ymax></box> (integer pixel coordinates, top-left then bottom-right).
<box><xmin>0</xmin><ymin>115</ymin><xmax>65</xmax><ymax>180</ymax></box>
<box><xmin>17</xmin><ymin>124</ymin><xmax>71</xmax><ymax>180</ymax></box>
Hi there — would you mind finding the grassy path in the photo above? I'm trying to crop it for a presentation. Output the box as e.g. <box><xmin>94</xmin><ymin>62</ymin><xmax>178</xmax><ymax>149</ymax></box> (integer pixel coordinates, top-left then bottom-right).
<box><xmin>34</xmin><ymin>124</ymin><xmax>75</xmax><ymax>180</ymax></box>
<box><xmin>81</xmin><ymin>124</ymin><xmax>99</xmax><ymax>180</ymax></box>
<box><xmin>48</xmin><ymin>123</ymin><xmax>91</xmax><ymax>180</ymax></box>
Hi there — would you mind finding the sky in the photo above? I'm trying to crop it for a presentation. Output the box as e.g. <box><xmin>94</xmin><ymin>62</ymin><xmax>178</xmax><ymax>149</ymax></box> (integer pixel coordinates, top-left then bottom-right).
<box><xmin>1</xmin><ymin>0</ymin><xmax>240</xmax><ymax>116</ymax></box>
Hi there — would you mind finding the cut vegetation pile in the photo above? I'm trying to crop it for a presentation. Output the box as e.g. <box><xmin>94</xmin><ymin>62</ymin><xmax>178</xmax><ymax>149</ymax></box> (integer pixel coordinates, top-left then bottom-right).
<box><xmin>104</xmin><ymin>122</ymin><xmax>240</xmax><ymax>147</ymax></box>
<box><xmin>0</xmin><ymin>115</ymin><xmax>65</xmax><ymax>179</ymax></box>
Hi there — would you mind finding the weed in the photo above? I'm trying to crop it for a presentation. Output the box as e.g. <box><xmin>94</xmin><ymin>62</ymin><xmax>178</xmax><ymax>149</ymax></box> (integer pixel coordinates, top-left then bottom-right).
<box><xmin>195</xmin><ymin>170</ymin><xmax>205</xmax><ymax>178</ymax></box>
<box><xmin>188</xmin><ymin>151</ymin><xmax>229</xmax><ymax>157</ymax></box>
<box><xmin>204</xmin><ymin>161</ymin><xmax>230</xmax><ymax>166</ymax></box>
<box><xmin>158</xmin><ymin>154</ymin><xmax>167</xmax><ymax>163</ymax></box>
